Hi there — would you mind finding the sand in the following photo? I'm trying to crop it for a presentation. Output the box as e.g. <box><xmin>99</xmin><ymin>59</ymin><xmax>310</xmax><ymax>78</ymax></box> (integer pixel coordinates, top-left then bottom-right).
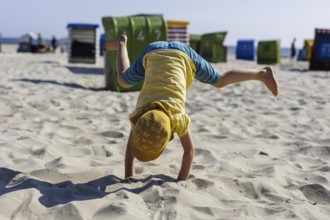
<box><xmin>0</xmin><ymin>43</ymin><xmax>329</xmax><ymax>220</ymax></box>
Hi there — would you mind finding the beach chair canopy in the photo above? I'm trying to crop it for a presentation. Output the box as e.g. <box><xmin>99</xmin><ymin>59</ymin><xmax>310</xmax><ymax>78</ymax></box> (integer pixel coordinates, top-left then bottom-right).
<box><xmin>67</xmin><ymin>23</ymin><xmax>99</xmax><ymax>29</ymax></box>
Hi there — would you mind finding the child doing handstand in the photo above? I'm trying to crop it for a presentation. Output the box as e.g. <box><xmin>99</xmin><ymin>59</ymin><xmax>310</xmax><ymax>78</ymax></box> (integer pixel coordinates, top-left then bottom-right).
<box><xmin>104</xmin><ymin>35</ymin><xmax>278</xmax><ymax>181</ymax></box>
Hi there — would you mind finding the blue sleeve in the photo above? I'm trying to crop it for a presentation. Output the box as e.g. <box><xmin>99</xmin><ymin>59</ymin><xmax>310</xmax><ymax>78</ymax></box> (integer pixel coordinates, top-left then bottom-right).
<box><xmin>122</xmin><ymin>54</ymin><xmax>145</xmax><ymax>85</ymax></box>
<box><xmin>186</xmin><ymin>47</ymin><xmax>221</xmax><ymax>85</ymax></box>
<box><xmin>122</xmin><ymin>41</ymin><xmax>221</xmax><ymax>85</ymax></box>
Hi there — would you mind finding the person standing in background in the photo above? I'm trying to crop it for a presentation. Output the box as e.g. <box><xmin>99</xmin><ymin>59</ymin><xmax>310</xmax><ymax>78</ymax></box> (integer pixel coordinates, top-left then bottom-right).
<box><xmin>291</xmin><ymin>38</ymin><xmax>296</xmax><ymax>60</ymax></box>
<box><xmin>37</xmin><ymin>33</ymin><xmax>44</xmax><ymax>50</ymax></box>
<box><xmin>51</xmin><ymin>36</ymin><xmax>57</xmax><ymax>53</ymax></box>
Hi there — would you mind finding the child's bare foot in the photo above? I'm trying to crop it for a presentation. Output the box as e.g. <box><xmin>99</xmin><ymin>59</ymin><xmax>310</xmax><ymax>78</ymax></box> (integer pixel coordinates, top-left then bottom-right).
<box><xmin>104</xmin><ymin>35</ymin><xmax>127</xmax><ymax>51</ymax></box>
<box><xmin>260</xmin><ymin>67</ymin><xmax>278</xmax><ymax>96</ymax></box>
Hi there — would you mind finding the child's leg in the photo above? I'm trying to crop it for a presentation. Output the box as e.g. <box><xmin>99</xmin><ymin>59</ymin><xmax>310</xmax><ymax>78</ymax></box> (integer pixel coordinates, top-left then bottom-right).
<box><xmin>104</xmin><ymin>35</ymin><xmax>131</xmax><ymax>88</ymax></box>
<box><xmin>214</xmin><ymin>67</ymin><xmax>278</xmax><ymax>96</ymax></box>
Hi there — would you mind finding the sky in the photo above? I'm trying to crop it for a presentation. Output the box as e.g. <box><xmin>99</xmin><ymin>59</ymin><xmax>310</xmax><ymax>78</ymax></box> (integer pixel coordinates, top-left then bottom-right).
<box><xmin>1</xmin><ymin>0</ymin><xmax>330</xmax><ymax>47</ymax></box>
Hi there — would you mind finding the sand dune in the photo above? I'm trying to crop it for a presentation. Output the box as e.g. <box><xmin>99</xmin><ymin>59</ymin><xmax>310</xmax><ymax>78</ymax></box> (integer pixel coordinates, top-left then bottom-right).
<box><xmin>0</xmin><ymin>44</ymin><xmax>329</xmax><ymax>219</ymax></box>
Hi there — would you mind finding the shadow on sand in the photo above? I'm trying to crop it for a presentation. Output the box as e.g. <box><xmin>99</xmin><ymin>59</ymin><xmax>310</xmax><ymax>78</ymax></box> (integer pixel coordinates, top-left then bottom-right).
<box><xmin>13</xmin><ymin>78</ymin><xmax>105</xmax><ymax>91</ymax></box>
<box><xmin>66</xmin><ymin>66</ymin><xmax>104</xmax><ymax>75</ymax></box>
<box><xmin>0</xmin><ymin>168</ymin><xmax>177</xmax><ymax>208</ymax></box>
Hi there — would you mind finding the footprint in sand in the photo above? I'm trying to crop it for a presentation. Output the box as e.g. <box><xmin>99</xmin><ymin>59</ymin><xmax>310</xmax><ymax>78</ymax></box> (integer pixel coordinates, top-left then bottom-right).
<box><xmin>235</xmin><ymin>180</ymin><xmax>259</xmax><ymax>199</ymax></box>
<box><xmin>39</xmin><ymin>121</ymin><xmax>60</xmax><ymax>135</ymax></box>
<box><xmin>299</xmin><ymin>146</ymin><xmax>330</xmax><ymax>160</ymax></box>
<box><xmin>191</xmin><ymin>177</ymin><xmax>215</xmax><ymax>190</ymax></box>
<box><xmin>194</xmin><ymin>148</ymin><xmax>218</xmax><ymax>167</ymax></box>
<box><xmin>141</xmin><ymin>188</ymin><xmax>164</xmax><ymax>203</ymax></box>
<box><xmin>50</xmin><ymin>98</ymin><xmax>70</xmax><ymax>109</ymax></box>
<box><xmin>153</xmin><ymin>207</ymin><xmax>180</xmax><ymax>220</ymax></box>
<box><xmin>299</xmin><ymin>184</ymin><xmax>330</xmax><ymax>205</ymax></box>
<box><xmin>113</xmin><ymin>103</ymin><xmax>129</xmax><ymax>113</ymax></box>
<box><xmin>311</xmin><ymin>146</ymin><xmax>330</xmax><ymax>160</ymax></box>
<box><xmin>99</xmin><ymin>131</ymin><xmax>124</xmax><ymax>138</ymax></box>
<box><xmin>25</xmin><ymin>96</ymin><xmax>51</xmax><ymax>112</ymax></box>
<box><xmin>50</xmin><ymin>99</ymin><xmax>60</xmax><ymax>107</ymax></box>
<box><xmin>45</xmin><ymin>157</ymin><xmax>64</xmax><ymax>168</ymax></box>
<box><xmin>91</xmin><ymin>146</ymin><xmax>112</xmax><ymax>157</ymax></box>
<box><xmin>194</xmin><ymin>148</ymin><xmax>212</xmax><ymax>157</ymax></box>
<box><xmin>135</xmin><ymin>166</ymin><xmax>144</xmax><ymax>174</ymax></box>
<box><xmin>192</xmin><ymin>164</ymin><xmax>205</xmax><ymax>170</ymax></box>
<box><xmin>73</xmin><ymin>137</ymin><xmax>94</xmax><ymax>145</ymax></box>
<box><xmin>93</xmin><ymin>204</ymin><xmax>127</xmax><ymax>219</ymax></box>
<box><xmin>31</xmin><ymin>147</ymin><xmax>47</xmax><ymax>157</ymax></box>
<box><xmin>39</xmin><ymin>204</ymin><xmax>83</xmax><ymax>220</ymax></box>
<box><xmin>56</xmin><ymin>126</ymin><xmax>82</xmax><ymax>138</ymax></box>
<box><xmin>0</xmin><ymin>103</ymin><xmax>15</xmax><ymax>116</ymax></box>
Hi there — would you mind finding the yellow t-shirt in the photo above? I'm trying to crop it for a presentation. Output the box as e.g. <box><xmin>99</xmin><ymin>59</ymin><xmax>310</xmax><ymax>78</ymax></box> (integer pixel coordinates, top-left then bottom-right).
<box><xmin>129</xmin><ymin>49</ymin><xmax>196</xmax><ymax>137</ymax></box>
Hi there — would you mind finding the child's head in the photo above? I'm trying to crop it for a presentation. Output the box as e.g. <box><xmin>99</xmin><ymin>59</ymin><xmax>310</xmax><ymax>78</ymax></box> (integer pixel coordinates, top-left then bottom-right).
<box><xmin>131</xmin><ymin>110</ymin><xmax>172</xmax><ymax>162</ymax></box>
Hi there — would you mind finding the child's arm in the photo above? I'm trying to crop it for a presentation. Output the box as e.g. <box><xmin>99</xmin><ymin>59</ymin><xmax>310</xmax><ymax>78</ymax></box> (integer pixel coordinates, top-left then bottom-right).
<box><xmin>125</xmin><ymin>131</ymin><xmax>135</xmax><ymax>179</ymax></box>
<box><xmin>177</xmin><ymin>129</ymin><xmax>194</xmax><ymax>180</ymax></box>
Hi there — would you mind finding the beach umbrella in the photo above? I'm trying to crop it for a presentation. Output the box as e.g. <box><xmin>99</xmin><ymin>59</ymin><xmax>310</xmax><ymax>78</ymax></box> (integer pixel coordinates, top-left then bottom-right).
<box><xmin>19</xmin><ymin>32</ymin><xmax>37</xmax><ymax>45</ymax></box>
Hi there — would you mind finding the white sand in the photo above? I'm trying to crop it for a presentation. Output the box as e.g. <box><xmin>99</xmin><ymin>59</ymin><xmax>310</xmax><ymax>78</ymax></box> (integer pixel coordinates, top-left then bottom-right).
<box><xmin>0</xmin><ymin>43</ymin><xmax>329</xmax><ymax>220</ymax></box>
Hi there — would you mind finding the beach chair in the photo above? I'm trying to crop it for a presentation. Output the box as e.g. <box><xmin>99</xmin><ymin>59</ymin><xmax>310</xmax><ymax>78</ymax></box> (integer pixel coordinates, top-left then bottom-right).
<box><xmin>310</xmin><ymin>28</ymin><xmax>330</xmax><ymax>70</ymax></box>
<box><xmin>304</xmin><ymin>39</ymin><xmax>314</xmax><ymax>61</ymax></box>
<box><xmin>200</xmin><ymin>32</ymin><xmax>227</xmax><ymax>63</ymax></box>
<box><xmin>297</xmin><ymin>49</ymin><xmax>307</xmax><ymax>61</ymax></box>
<box><xmin>236</xmin><ymin>40</ymin><xmax>255</xmax><ymax>61</ymax></box>
<box><xmin>257</xmin><ymin>40</ymin><xmax>280</xmax><ymax>64</ymax></box>
<box><xmin>167</xmin><ymin>20</ymin><xmax>190</xmax><ymax>45</ymax></box>
<box><xmin>67</xmin><ymin>23</ymin><xmax>99</xmax><ymax>64</ymax></box>
<box><xmin>297</xmin><ymin>39</ymin><xmax>314</xmax><ymax>61</ymax></box>
<box><xmin>102</xmin><ymin>15</ymin><xmax>167</xmax><ymax>92</ymax></box>
<box><xmin>189</xmin><ymin>34</ymin><xmax>201</xmax><ymax>54</ymax></box>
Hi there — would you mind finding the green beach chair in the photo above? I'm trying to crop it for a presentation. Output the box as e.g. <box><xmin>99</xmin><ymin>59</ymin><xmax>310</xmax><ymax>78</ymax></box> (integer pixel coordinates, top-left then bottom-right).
<box><xmin>189</xmin><ymin>34</ymin><xmax>201</xmax><ymax>53</ymax></box>
<box><xmin>102</xmin><ymin>15</ymin><xmax>167</xmax><ymax>92</ymax></box>
<box><xmin>257</xmin><ymin>40</ymin><xmax>280</xmax><ymax>65</ymax></box>
<box><xmin>200</xmin><ymin>32</ymin><xmax>227</xmax><ymax>63</ymax></box>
